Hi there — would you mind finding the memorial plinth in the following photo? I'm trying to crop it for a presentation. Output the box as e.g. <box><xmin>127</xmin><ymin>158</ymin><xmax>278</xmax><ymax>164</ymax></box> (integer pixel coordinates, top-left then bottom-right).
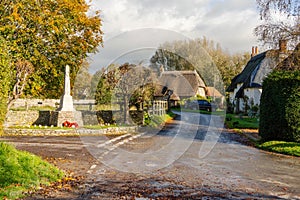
<box><xmin>50</xmin><ymin>65</ymin><xmax>83</xmax><ymax>127</ymax></box>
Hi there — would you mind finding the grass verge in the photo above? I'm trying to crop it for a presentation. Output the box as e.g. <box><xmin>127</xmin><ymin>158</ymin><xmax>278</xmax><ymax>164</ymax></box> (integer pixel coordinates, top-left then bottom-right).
<box><xmin>0</xmin><ymin>142</ymin><xmax>64</xmax><ymax>199</ymax></box>
<box><xmin>258</xmin><ymin>141</ymin><xmax>300</xmax><ymax>157</ymax></box>
<box><xmin>144</xmin><ymin>112</ymin><xmax>176</xmax><ymax>127</ymax></box>
<box><xmin>225</xmin><ymin>114</ymin><xmax>259</xmax><ymax>129</ymax></box>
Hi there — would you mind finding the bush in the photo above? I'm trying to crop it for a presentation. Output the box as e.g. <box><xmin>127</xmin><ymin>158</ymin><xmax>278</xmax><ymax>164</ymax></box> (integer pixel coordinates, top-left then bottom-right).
<box><xmin>259</xmin><ymin>70</ymin><xmax>300</xmax><ymax>142</ymax></box>
<box><xmin>0</xmin><ymin>37</ymin><xmax>12</xmax><ymax>134</ymax></box>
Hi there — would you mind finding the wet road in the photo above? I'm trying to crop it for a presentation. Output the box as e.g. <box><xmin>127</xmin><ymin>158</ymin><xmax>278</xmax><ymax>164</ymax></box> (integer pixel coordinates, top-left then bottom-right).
<box><xmin>2</xmin><ymin>111</ymin><xmax>300</xmax><ymax>199</ymax></box>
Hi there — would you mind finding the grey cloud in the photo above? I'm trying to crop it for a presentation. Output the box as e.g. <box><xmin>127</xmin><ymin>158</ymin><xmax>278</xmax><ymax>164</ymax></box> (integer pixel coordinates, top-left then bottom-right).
<box><xmin>89</xmin><ymin>28</ymin><xmax>189</xmax><ymax>72</ymax></box>
<box><xmin>89</xmin><ymin>0</ymin><xmax>260</xmax><ymax>70</ymax></box>
<box><xmin>204</xmin><ymin>0</ymin><xmax>257</xmax><ymax>19</ymax></box>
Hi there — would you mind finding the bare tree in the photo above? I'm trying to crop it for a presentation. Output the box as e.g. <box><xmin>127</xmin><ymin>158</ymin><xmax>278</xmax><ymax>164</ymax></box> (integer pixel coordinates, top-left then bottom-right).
<box><xmin>114</xmin><ymin>64</ymin><xmax>155</xmax><ymax>125</ymax></box>
<box><xmin>255</xmin><ymin>0</ymin><xmax>300</xmax><ymax>49</ymax></box>
<box><xmin>8</xmin><ymin>60</ymin><xmax>34</xmax><ymax>109</ymax></box>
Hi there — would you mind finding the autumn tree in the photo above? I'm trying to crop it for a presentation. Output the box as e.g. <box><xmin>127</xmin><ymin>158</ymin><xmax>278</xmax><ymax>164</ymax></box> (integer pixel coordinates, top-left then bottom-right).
<box><xmin>95</xmin><ymin>63</ymin><xmax>156</xmax><ymax>124</ymax></box>
<box><xmin>255</xmin><ymin>0</ymin><xmax>300</xmax><ymax>48</ymax></box>
<box><xmin>0</xmin><ymin>0</ymin><xmax>103</xmax><ymax>99</ymax></box>
<box><xmin>150</xmin><ymin>38</ymin><xmax>249</xmax><ymax>90</ymax></box>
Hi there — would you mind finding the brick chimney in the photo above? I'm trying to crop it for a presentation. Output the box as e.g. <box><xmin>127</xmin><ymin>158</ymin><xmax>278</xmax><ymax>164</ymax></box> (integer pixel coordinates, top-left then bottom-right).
<box><xmin>279</xmin><ymin>40</ymin><xmax>288</xmax><ymax>62</ymax></box>
<box><xmin>255</xmin><ymin>46</ymin><xmax>258</xmax><ymax>55</ymax></box>
<box><xmin>251</xmin><ymin>46</ymin><xmax>258</xmax><ymax>57</ymax></box>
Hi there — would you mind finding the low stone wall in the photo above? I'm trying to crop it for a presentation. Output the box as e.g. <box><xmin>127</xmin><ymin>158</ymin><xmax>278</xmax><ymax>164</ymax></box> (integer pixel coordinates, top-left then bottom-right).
<box><xmin>5</xmin><ymin>111</ymin><xmax>51</xmax><ymax>127</ymax></box>
<box><xmin>3</xmin><ymin>126</ymin><xmax>138</xmax><ymax>136</ymax></box>
<box><xmin>5</xmin><ymin>110</ymin><xmax>144</xmax><ymax>127</ymax></box>
<box><xmin>11</xmin><ymin>99</ymin><xmax>59</xmax><ymax>109</ymax></box>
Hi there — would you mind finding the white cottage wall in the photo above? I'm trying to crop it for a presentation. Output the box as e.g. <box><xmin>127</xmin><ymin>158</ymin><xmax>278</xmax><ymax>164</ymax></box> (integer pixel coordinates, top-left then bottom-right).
<box><xmin>244</xmin><ymin>88</ymin><xmax>262</xmax><ymax>107</ymax></box>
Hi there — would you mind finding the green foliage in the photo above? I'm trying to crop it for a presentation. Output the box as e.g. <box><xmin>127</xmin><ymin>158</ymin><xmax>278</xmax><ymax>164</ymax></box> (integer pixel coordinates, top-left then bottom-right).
<box><xmin>144</xmin><ymin>112</ymin><xmax>174</xmax><ymax>127</ymax></box>
<box><xmin>0</xmin><ymin>0</ymin><xmax>103</xmax><ymax>98</ymax></box>
<box><xmin>95</xmin><ymin>72</ymin><xmax>114</xmax><ymax>105</ymax></box>
<box><xmin>0</xmin><ymin>142</ymin><xmax>64</xmax><ymax>199</ymax></box>
<box><xmin>259</xmin><ymin>141</ymin><xmax>300</xmax><ymax>157</ymax></box>
<box><xmin>259</xmin><ymin>70</ymin><xmax>300</xmax><ymax>142</ymax></box>
<box><xmin>0</xmin><ymin>37</ymin><xmax>12</xmax><ymax>134</ymax></box>
<box><xmin>73</xmin><ymin>60</ymin><xmax>93</xmax><ymax>99</ymax></box>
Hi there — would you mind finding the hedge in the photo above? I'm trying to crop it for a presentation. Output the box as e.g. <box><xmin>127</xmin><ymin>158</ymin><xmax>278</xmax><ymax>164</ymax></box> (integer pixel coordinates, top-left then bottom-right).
<box><xmin>0</xmin><ymin>37</ymin><xmax>12</xmax><ymax>134</ymax></box>
<box><xmin>259</xmin><ymin>70</ymin><xmax>300</xmax><ymax>142</ymax></box>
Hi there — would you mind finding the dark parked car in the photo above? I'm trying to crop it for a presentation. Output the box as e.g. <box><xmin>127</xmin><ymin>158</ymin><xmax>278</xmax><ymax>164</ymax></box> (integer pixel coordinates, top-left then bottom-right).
<box><xmin>185</xmin><ymin>99</ymin><xmax>217</xmax><ymax>112</ymax></box>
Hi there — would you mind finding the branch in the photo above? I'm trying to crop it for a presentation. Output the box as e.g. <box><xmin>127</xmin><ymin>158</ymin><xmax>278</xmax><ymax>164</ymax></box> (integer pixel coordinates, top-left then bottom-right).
<box><xmin>7</xmin><ymin>59</ymin><xmax>34</xmax><ymax>110</ymax></box>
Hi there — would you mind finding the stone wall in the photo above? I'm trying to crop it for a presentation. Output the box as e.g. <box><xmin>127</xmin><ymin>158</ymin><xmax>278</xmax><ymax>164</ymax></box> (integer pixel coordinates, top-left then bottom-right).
<box><xmin>11</xmin><ymin>99</ymin><xmax>59</xmax><ymax>109</ymax></box>
<box><xmin>5</xmin><ymin>111</ymin><xmax>51</xmax><ymax>127</ymax></box>
<box><xmin>5</xmin><ymin>110</ymin><xmax>144</xmax><ymax>127</ymax></box>
<box><xmin>4</xmin><ymin>126</ymin><xmax>138</xmax><ymax>136</ymax></box>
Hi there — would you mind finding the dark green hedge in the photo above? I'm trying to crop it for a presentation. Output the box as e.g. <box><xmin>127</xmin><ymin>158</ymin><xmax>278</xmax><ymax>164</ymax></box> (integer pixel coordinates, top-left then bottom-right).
<box><xmin>0</xmin><ymin>37</ymin><xmax>12</xmax><ymax>134</ymax></box>
<box><xmin>259</xmin><ymin>70</ymin><xmax>300</xmax><ymax>142</ymax></box>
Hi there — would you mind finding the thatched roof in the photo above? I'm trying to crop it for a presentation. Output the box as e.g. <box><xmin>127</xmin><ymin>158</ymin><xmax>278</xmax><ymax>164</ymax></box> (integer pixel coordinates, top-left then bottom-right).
<box><xmin>155</xmin><ymin>70</ymin><xmax>206</xmax><ymax>99</ymax></box>
<box><xmin>206</xmin><ymin>87</ymin><xmax>223</xmax><ymax>97</ymax></box>
<box><xmin>276</xmin><ymin>43</ymin><xmax>300</xmax><ymax>71</ymax></box>
<box><xmin>154</xmin><ymin>83</ymin><xmax>180</xmax><ymax>101</ymax></box>
<box><xmin>226</xmin><ymin>50</ymin><xmax>279</xmax><ymax>98</ymax></box>
<box><xmin>227</xmin><ymin>52</ymin><xmax>266</xmax><ymax>92</ymax></box>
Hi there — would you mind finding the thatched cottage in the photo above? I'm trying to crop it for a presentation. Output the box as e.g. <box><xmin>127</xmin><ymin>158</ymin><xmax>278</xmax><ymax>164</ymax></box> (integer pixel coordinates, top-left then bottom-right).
<box><xmin>155</xmin><ymin>70</ymin><xmax>206</xmax><ymax>106</ymax></box>
<box><xmin>227</xmin><ymin>41</ymin><xmax>289</xmax><ymax>113</ymax></box>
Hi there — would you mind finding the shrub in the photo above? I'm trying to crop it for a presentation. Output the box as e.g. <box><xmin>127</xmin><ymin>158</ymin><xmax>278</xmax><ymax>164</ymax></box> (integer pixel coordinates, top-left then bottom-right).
<box><xmin>259</xmin><ymin>70</ymin><xmax>300</xmax><ymax>142</ymax></box>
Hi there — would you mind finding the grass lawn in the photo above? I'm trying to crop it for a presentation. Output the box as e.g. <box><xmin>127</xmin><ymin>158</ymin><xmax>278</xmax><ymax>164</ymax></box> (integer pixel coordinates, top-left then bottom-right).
<box><xmin>225</xmin><ymin>113</ymin><xmax>259</xmax><ymax>129</ymax></box>
<box><xmin>258</xmin><ymin>141</ymin><xmax>300</xmax><ymax>157</ymax></box>
<box><xmin>0</xmin><ymin>142</ymin><xmax>64</xmax><ymax>199</ymax></box>
<box><xmin>83</xmin><ymin>124</ymin><xmax>118</xmax><ymax>129</ymax></box>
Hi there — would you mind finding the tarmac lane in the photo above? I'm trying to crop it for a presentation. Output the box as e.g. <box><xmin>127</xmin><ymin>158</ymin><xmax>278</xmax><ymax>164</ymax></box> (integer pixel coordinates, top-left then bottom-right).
<box><xmin>1</xmin><ymin>112</ymin><xmax>300</xmax><ymax>199</ymax></box>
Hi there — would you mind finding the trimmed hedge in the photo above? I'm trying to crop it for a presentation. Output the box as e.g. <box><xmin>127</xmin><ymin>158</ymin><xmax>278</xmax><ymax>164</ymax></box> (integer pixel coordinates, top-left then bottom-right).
<box><xmin>259</xmin><ymin>70</ymin><xmax>300</xmax><ymax>142</ymax></box>
<box><xmin>0</xmin><ymin>37</ymin><xmax>12</xmax><ymax>134</ymax></box>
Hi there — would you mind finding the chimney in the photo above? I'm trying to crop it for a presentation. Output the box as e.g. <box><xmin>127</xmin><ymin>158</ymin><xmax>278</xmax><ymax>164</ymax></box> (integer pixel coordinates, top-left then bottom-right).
<box><xmin>251</xmin><ymin>46</ymin><xmax>258</xmax><ymax>57</ymax></box>
<box><xmin>279</xmin><ymin>40</ymin><xmax>288</xmax><ymax>62</ymax></box>
<box><xmin>279</xmin><ymin>40</ymin><xmax>287</xmax><ymax>53</ymax></box>
<box><xmin>255</xmin><ymin>46</ymin><xmax>258</xmax><ymax>55</ymax></box>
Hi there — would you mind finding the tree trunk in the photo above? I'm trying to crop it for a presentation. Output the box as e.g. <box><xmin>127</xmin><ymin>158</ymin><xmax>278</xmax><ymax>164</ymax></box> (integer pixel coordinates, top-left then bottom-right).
<box><xmin>123</xmin><ymin>95</ymin><xmax>130</xmax><ymax>125</ymax></box>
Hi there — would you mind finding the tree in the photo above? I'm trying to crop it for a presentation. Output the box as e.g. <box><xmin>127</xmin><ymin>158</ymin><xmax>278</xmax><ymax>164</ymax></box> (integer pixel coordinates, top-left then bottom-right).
<box><xmin>255</xmin><ymin>0</ymin><xmax>300</xmax><ymax>49</ymax></box>
<box><xmin>73</xmin><ymin>60</ymin><xmax>93</xmax><ymax>99</ymax></box>
<box><xmin>95</xmin><ymin>64</ymin><xmax>120</xmax><ymax>106</ymax></box>
<box><xmin>150</xmin><ymin>38</ymin><xmax>249</xmax><ymax>90</ymax></box>
<box><xmin>7</xmin><ymin>59</ymin><xmax>34</xmax><ymax>109</ymax></box>
<box><xmin>95</xmin><ymin>63</ymin><xmax>156</xmax><ymax>124</ymax></box>
<box><xmin>0</xmin><ymin>37</ymin><xmax>12</xmax><ymax>134</ymax></box>
<box><xmin>259</xmin><ymin>43</ymin><xmax>300</xmax><ymax>142</ymax></box>
<box><xmin>0</xmin><ymin>0</ymin><xmax>103</xmax><ymax>99</ymax></box>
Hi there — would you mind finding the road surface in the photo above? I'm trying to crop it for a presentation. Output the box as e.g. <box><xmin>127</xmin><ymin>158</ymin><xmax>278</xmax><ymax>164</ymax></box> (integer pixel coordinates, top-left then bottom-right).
<box><xmin>2</xmin><ymin>112</ymin><xmax>300</xmax><ymax>199</ymax></box>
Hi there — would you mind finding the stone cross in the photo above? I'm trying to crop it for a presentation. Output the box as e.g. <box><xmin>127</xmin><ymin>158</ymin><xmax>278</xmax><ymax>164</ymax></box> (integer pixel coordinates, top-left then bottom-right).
<box><xmin>57</xmin><ymin>65</ymin><xmax>74</xmax><ymax>111</ymax></box>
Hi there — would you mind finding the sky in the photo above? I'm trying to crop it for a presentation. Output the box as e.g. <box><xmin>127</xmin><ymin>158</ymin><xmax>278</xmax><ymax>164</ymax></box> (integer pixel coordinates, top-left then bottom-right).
<box><xmin>88</xmin><ymin>0</ymin><xmax>262</xmax><ymax>72</ymax></box>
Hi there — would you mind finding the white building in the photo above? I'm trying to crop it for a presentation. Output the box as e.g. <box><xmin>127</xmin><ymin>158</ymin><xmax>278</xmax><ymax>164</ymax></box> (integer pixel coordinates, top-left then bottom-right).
<box><xmin>227</xmin><ymin>41</ymin><xmax>288</xmax><ymax>113</ymax></box>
